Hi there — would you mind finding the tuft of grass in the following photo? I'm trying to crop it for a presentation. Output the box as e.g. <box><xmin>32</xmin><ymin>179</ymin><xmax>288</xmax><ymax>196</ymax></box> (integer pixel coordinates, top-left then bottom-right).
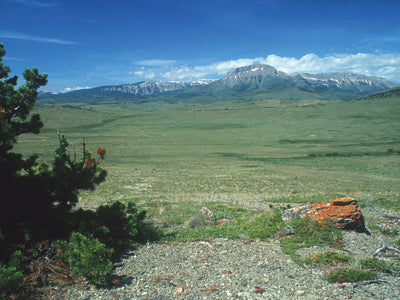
<box><xmin>366</xmin><ymin>221</ymin><xmax>399</xmax><ymax>236</ymax></box>
<box><xmin>327</xmin><ymin>268</ymin><xmax>376</xmax><ymax>283</ymax></box>
<box><xmin>379</xmin><ymin>228</ymin><xmax>399</xmax><ymax>236</ymax></box>
<box><xmin>161</xmin><ymin>208</ymin><xmax>283</xmax><ymax>242</ymax></box>
<box><xmin>361</xmin><ymin>257</ymin><xmax>392</xmax><ymax>271</ymax></box>
<box><xmin>242</xmin><ymin>209</ymin><xmax>286</xmax><ymax>240</ymax></box>
<box><xmin>374</xmin><ymin>193</ymin><xmax>400</xmax><ymax>211</ymax></box>
<box><xmin>280</xmin><ymin>218</ymin><xmax>344</xmax><ymax>265</ymax></box>
<box><xmin>167</xmin><ymin>223</ymin><xmax>243</xmax><ymax>242</ymax></box>
<box><xmin>304</xmin><ymin>251</ymin><xmax>352</xmax><ymax>266</ymax></box>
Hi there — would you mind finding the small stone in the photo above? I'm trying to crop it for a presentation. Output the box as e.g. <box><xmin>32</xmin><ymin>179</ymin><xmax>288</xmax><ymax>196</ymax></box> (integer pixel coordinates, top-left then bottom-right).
<box><xmin>175</xmin><ymin>287</ymin><xmax>184</xmax><ymax>295</ymax></box>
<box><xmin>277</xmin><ymin>225</ymin><xmax>295</xmax><ymax>236</ymax></box>
<box><xmin>297</xmin><ymin>290</ymin><xmax>305</xmax><ymax>296</ymax></box>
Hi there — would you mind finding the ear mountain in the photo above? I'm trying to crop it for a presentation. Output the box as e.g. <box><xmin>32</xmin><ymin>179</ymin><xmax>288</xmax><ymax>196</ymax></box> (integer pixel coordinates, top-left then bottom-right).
<box><xmin>40</xmin><ymin>64</ymin><xmax>399</xmax><ymax>104</ymax></box>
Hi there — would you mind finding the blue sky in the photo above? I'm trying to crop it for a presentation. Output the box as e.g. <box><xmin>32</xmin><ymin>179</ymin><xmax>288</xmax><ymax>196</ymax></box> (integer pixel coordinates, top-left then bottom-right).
<box><xmin>1</xmin><ymin>0</ymin><xmax>400</xmax><ymax>92</ymax></box>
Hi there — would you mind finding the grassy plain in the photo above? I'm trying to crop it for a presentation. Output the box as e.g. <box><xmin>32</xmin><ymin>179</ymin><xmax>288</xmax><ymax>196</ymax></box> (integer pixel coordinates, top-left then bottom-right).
<box><xmin>14</xmin><ymin>97</ymin><xmax>400</xmax><ymax>226</ymax></box>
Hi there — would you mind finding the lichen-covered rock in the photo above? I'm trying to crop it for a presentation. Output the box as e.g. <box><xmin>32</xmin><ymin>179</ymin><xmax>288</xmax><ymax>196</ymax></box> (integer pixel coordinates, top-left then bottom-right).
<box><xmin>200</xmin><ymin>207</ymin><xmax>216</xmax><ymax>223</ymax></box>
<box><xmin>281</xmin><ymin>197</ymin><xmax>367</xmax><ymax>233</ymax></box>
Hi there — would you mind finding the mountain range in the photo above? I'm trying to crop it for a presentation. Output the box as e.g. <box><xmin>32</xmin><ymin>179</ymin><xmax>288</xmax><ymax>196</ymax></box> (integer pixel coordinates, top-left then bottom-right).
<box><xmin>39</xmin><ymin>64</ymin><xmax>399</xmax><ymax>104</ymax></box>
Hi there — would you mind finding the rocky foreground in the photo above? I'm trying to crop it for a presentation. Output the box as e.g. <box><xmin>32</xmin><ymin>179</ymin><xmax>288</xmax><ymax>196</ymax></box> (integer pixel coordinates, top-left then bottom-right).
<box><xmin>49</xmin><ymin>206</ymin><xmax>400</xmax><ymax>300</ymax></box>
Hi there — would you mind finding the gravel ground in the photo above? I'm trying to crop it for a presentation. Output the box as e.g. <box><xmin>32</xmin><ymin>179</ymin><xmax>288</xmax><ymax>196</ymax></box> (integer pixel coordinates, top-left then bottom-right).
<box><xmin>42</xmin><ymin>207</ymin><xmax>400</xmax><ymax>300</ymax></box>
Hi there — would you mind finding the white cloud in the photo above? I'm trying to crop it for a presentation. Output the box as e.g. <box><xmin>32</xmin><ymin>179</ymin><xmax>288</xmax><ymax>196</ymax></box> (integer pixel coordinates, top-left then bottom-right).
<box><xmin>262</xmin><ymin>53</ymin><xmax>400</xmax><ymax>81</ymax></box>
<box><xmin>136</xmin><ymin>59</ymin><xmax>178</xmax><ymax>66</ymax></box>
<box><xmin>0</xmin><ymin>31</ymin><xmax>76</xmax><ymax>45</ymax></box>
<box><xmin>61</xmin><ymin>86</ymin><xmax>91</xmax><ymax>93</ymax></box>
<box><xmin>10</xmin><ymin>0</ymin><xmax>57</xmax><ymax>8</ymax></box>
<box><xmin>132</xmin><ymin>68</ymin><xmax>155</xmax><ymax>79</ymax></box>
<box><xmin>133</xmin><ymin>52</ymin><xmax>400</xmax><ymax>83</ymax></box>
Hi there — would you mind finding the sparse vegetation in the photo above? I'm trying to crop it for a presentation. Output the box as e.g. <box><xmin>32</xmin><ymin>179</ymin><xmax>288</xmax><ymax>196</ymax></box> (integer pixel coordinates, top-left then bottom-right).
<box><xmin>327</xmin><ymin>268</ymin><xmax>376</xmax><ymax>283</ymax></box>
<box><xmin>242</xmin><ymin>210</ymin><xmax>286</xmax><ymax>240</ymax></box>
<box><xmin>280</xmin><ymin>219</ymin><xmax>344</xmax><ymax>265</ymax></box>
<box><xmin>367</xmin><ymin>221</ymin><xmax>399</xmax><ymax>236</ymax></box>
<box><xmin>304</xmin><ymin>251</ymin><xmax>352</xmax><ymax>266</ymax></box>
<box><xmin>361</xmin><ymin>257</ymin><xmax>392</xmax><ymax>272</ymax></box>
<box><xmin>14</xmin><ymin>96</ymin><xmax>400</xmax><ymax>206</ymax></box>
<box><xmin>2</xmin><ymin>41</ymin><xmax>400</xmax><ymax>296</ymax></box>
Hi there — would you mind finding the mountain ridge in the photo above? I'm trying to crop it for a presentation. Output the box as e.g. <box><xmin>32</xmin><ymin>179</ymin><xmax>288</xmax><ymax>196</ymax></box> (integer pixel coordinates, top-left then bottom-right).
<box><xmin>39</xmin><ymin>64</ymin><xmax>399</xmax><ymax>104</ymax></box>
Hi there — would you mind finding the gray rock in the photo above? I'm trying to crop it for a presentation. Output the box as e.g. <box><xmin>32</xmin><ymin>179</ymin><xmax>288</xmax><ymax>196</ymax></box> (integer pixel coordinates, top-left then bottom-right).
<box><xmin>200</xmin><ymin>207</ymin><xmax>216</xmax><ymax>223</ymax></box>
<box><xmin>278</xmin><ymin>225</ymin><xmax>295</xmax><ymax>236</ymax></box>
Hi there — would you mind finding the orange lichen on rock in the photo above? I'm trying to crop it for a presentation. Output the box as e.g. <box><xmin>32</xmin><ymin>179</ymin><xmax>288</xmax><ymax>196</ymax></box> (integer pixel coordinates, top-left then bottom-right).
<box><xmin>281</xmin><ymin>197</ymin><xmax>367</xmax><ymax>233</ymax></box>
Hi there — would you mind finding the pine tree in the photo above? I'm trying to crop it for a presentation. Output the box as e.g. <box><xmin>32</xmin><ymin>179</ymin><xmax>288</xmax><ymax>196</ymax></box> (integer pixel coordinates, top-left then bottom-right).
<box><xmin>0</xmin><ymin>43</ymin><xmax>107</xmax><ymax>255</ymax></box>
<box><xmin>0</xmin><ymin>43</ymin><xmax>48</xmax><ymax>245</ymax></box>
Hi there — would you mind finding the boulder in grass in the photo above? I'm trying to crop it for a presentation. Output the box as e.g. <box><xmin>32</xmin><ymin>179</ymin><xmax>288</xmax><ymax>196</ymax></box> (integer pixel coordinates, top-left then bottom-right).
<box><xmin>200</xmin><ymin>207</ymin><xmax>216</xmax><ymax>224</ymax></box>
<box><xmin>275</xmin><ymin>225</ymin><xmax>295</xmax><ymax>238</ymax></box>
<box><xmin>281</xmin><ymin>197</ymin><xmax>368</xmax><ymax>233</ymax></box>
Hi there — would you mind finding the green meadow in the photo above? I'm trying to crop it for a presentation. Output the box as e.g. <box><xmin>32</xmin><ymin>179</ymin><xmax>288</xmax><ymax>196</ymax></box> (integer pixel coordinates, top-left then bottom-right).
<box><xmin>14</xmin><ymin>97</ymin><xmax>400</xmax><ymax>220</ymax></box>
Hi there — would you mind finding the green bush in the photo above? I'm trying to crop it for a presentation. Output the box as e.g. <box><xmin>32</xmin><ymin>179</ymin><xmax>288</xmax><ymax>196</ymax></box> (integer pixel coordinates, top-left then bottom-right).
<box><xmin>280</xmin><ymin>218</ymin><xmax>343</xmax><ymax>265</ymax></box>
<box><xmin>61</xmin><ymin>232</ymin><xmax>113</xmax><ymax>285</ymax></box>
<box><xmin>0</xmin><ymin>264</ymin><xmax>24</xmax><ymax>296</ymax></box>
<box><xmin>0</xmin><ymin>42</ymin><xmax>107</xmax><ymax>253</ymax></box>
<box><xmin>8</xmin><ymin>250</ymin><xmax>25</xmax><ymax>271</ymax></box>
<box><xmin>70</xmin><ymin>200</ymin><xmax>147</xmax><ymax>252</ymax></box>
<box><xmin>0</xmin><ymin>43</ymin><xmax>152</xmax><ymax>293</ymax></box>
<box><xmin>361</xmin><ymin>257</ymin><xmax>395</xmax><ymax>271</ymax></box>
<box><xmin>242</xmin><ymin>209</ymin><xmax>285</xmax><ymax>240</ymax></box>
<box><xmin>0</xmin><ymin>250</ymin><xmax>25</xmax><ymax>296</ymax></box>
<box><xmin>327</xmin><ymin>268</ymin><xmax>376</xmax><ymax>283</ymax></box>
<box><xmin>304</xmin><ymin>251</ymin><xmax>352</xmax><ymax>265</ymax></box>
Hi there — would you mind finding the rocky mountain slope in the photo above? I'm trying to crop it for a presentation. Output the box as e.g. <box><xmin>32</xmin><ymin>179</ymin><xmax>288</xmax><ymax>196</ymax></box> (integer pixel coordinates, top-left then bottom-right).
<box><xmin>39</xmin><ymin>64</ymin><xmax>398</xmax><ymax>103</ymax></box>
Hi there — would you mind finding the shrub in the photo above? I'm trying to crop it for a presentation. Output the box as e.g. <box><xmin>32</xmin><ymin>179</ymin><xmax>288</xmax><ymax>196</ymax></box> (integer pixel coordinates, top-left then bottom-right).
<box><xmin>304</xmin><ymin>251</ymin><xmax>352</xmax><ymax>265</ymax></box>
<box><xmin>61</xmin><ymin>232</ymin><xmax>113</xmax><ymax>285</ymax></box>
<box><xmin>327</xmin><ymin>268</ymin><xmax>376</xmax><ymax>283</ymax></box>
<box><xmin>0</xmin><ymin>250</ymin><xmax>25</xmax><ymax>296</ymax></box>
<box><xmin>242</xmin><ymin>209</ymin><xmax>285</xmax><ymax>240</ymax></box>
<box><xmin>280</xmin><ymin>218</ymin><xmax>343</xmax><ymax>265</ymax></box>
<box><xmin>70</xmin><ymin>200</ymin><xmax>147</xmax><ymax>252</ymax></box>
<box><xmin>361</xmin><ymin>257</ymin><xmax>393</xmax><ymax>271</ymax></box>
<box><xmin>8</xmin><ymin>250</ymin><xmax>25</xmax><ymax>271</ymax></box>
<box><xmin>0</xmin><ymin>264</ymin><xmax>24</xmax><ymax>296</ymax></box>
<box><xmin>0</xmin><ymin>43</ymin><xmax>107</xmax><ymax>252</ymax></box>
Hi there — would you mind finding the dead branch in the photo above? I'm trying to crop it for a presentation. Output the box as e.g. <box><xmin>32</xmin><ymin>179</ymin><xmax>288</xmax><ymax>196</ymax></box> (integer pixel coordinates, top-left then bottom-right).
<box><xmin>57</xmin><ymin>128</ymin><xmax>75</xmax><ymax>169</ymax></box>
<box><xmin>373</xmin><ymin>243</ymin><xmax>400</xmax><ymax>256</ymax></box>
<box><xmin>369</xmin><ymin>243</ymin><xmax>400</xmax><ymax>277</ymax></box>
<box><xmin>24</xmin><ymin>241</ymin><xmax>76</xmax><ymax>287</ymax></box>
<box><xmin>381</xmin><ymin>268</ymin><xmax>400</xmax><ymax>277</ymax></box>
<box><xmin>81</xmin><ymin>136</ymin><xmax>87</xmax><ymax>163</ymax></box>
